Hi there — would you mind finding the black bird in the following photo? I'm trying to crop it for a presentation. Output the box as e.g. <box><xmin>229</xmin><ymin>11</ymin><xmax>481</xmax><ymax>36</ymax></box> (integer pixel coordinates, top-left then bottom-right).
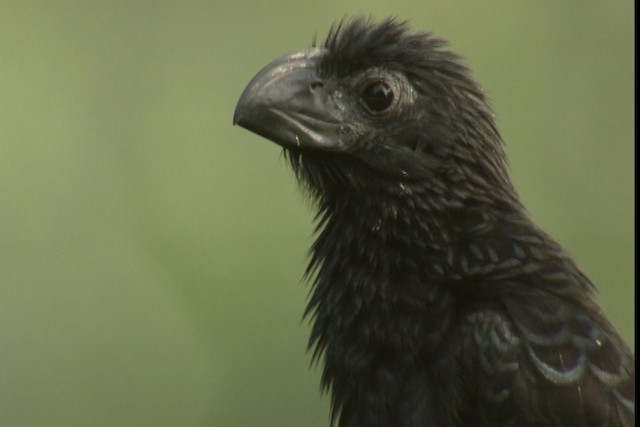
<box><xmin>233</xmin><ymin>17</ymin><xmax>634</xmax><ymax>427</ymax></box>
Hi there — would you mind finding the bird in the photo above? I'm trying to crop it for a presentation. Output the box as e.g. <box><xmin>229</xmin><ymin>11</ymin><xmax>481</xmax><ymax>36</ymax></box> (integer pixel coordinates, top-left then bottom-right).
<box><xmin>233</xmin><ymin>17</ymin><xmax>634</xmax><ymax>427</ymax></box>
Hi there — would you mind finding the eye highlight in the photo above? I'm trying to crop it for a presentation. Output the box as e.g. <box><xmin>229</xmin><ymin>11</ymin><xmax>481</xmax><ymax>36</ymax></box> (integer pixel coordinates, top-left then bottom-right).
<box><xmin>361</xmin><ymin>80</ymin><xmax>394</xmax><ymax>113</ymax></box>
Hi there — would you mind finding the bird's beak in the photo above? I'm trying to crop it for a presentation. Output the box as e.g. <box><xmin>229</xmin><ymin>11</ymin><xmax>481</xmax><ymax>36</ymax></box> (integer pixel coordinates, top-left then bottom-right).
<box><xmin>233</xmin><ymin>48</ymin><xmax>347</xmax><ymax>151</ymax></box>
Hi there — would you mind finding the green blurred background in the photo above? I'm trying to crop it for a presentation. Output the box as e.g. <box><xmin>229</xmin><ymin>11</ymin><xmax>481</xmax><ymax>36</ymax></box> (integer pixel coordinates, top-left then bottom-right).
<box><xmin>0</xmin><ymin>1</ymin><xmax>633</xmax><ymax>426</ymax></box>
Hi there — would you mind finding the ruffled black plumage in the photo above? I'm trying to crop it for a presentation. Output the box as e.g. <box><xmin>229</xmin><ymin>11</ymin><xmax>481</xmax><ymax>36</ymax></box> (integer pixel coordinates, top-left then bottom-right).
<box><xmin>235</xmin><ymin>16</ymin><xmax>634</xmax><ymax>427</ymax></box>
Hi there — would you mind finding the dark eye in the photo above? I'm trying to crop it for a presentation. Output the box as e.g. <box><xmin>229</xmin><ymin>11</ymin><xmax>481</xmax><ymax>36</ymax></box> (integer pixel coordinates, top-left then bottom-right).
<box><xmin>361</xmin><ymin>81</ymin><xmax>394</xmax><ymax>112</ymax></box>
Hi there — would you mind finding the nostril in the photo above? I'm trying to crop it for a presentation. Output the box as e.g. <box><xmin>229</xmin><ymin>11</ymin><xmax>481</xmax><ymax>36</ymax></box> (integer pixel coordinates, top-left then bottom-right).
<box><xmin>310</xmin><ymin>81</ymin><xmax>324</xmax><ymax>91</ymax></box>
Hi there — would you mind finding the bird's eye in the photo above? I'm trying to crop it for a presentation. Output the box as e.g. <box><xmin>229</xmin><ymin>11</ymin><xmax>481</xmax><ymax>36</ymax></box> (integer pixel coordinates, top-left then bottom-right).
<box><xmin>361</xmin><ymin>81</ymin><xmax>394</xmax><ymax>113</ymax></box>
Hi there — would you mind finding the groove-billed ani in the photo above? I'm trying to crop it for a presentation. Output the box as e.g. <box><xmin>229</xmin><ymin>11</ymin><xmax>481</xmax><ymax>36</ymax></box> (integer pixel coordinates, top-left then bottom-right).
<box><xmin>233</xmin><ymin>17</ymin><xmax>634</xmax><ymax>427</ymax></box>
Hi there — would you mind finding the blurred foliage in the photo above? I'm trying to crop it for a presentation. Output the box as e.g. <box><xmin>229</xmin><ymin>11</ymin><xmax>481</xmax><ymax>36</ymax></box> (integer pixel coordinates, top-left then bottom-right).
<box><xmin>0</xmin><ymin>1</ymin><xmax>633</xmax><ymax>426</ymax></box>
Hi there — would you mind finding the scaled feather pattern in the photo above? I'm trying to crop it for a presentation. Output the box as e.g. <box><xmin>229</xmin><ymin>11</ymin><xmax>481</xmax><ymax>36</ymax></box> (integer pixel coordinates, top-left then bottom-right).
<box><xmin>234</xmin><ymin>17</ymin><xmax>634</xmax><ymax>427</ymax></box>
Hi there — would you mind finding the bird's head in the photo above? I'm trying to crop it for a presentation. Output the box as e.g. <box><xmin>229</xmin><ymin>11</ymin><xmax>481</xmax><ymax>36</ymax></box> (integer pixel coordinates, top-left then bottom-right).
<box><xmin>234</xmin><ymin>17</ymin><xmax>514</xmax><ymax>205</ymax></box>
